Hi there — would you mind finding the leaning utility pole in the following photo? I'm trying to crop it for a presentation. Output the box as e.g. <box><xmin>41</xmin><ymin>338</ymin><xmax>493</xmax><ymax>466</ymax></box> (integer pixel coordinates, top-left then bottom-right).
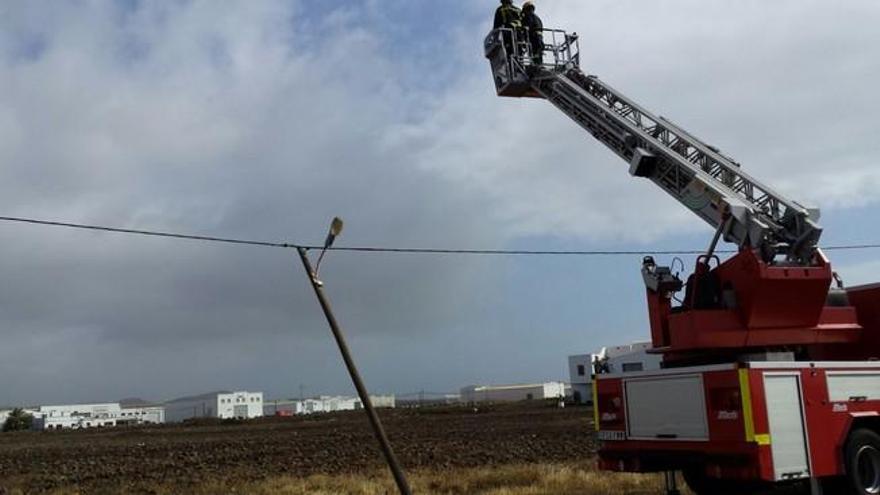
<box><xmin>295</xmin><ymin>218</ymin><xmax>412</xmax><ymax>495</ymax></box>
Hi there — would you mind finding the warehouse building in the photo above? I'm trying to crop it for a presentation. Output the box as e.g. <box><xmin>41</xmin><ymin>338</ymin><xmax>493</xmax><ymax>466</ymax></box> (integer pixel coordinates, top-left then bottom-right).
<box><xmin>264</xmin><ymin>395</ymin><xmax>395</xmax><ymax>416</ymax></box>
<box><xmin>164</xmin><ymin>391</ymin><xmax>263</xmax><ymax>423</ymax></box>
<box><xmin>593</xmin><ymin>342</ymin><xmax>662</xmax><ymax>374</ymax></box>
<box><xmin>460</xmin><ymin>382</ymin><xmax>567</xmax><ymax>404</ymax></box>
<box><xmin>371</xmin><ymin>395</ymin><xmax>396</xmax><ymax>409</ymax></box>
<box><xmin>116</xmin><ymin>405</ymin><xmax>165</xmax><ymax>425</ymax></box>
<box><xmin>568</xmin><ymin>354</ymin><xmax>593</xmax><ymax>405</ymax></box>
<box><xmin>32</xmin><ymin>403</ymin><xmax>164</xmax><ymax>430</ymax></box>
<box><xmin>36</xmin><ymin>403</ymin><xmax>121</xmax><ymax>429</ymax></box>
<box><xmin>568</xmin><ymin>342</ymin><xmax>664</xmax><ymax>404</ymax></box>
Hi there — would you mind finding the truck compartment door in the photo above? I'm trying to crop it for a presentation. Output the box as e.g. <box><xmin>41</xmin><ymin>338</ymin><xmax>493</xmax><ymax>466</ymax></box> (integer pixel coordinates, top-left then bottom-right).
<box><xmin>827</xmin><ymin>371</ymin><xmax>880</xmax><ymax>402</ymax></box>
<box><xmin>763</xmin><ymin>373</ymin><xmax>810</xmax><ymax>481</ymax></box>
<box><xmin>624</xmin><ymin>375</ymin><xmax>709</xmax><ymax>440</ymax></box>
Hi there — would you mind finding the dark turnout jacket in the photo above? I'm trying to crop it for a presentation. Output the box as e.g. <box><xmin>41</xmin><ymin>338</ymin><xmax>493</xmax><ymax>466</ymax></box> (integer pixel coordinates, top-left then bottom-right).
<box><xmin>522</xmin><ymin>9</ymin><xmax>543</xmax><ymax>56</ymax></box>
<box><xmin>522</xmin><ymin>10</ymin><xmax>543</xmax><ymax>39</ymax></box>
<box><xmin>494</xmin><ymin>4</ymin><xmax>522</xmax><ymax>29</ymax></box>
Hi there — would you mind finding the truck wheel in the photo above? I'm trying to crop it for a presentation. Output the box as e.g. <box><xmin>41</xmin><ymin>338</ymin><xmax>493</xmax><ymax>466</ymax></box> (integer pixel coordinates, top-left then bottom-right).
<box><xmin>682</xmin><ymin>469</ymin><xmax>760</xmax><ymax>495</ymax></box>
<box><xmin>845</xmin><ymin>428</ymin><xmax>880</xmax><ymax>495</ymax></box>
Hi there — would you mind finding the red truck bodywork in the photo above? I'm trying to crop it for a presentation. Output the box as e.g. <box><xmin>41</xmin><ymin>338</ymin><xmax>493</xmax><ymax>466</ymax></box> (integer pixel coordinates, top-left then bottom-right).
<box><xmin>595</xmin><ymin>283</ymin><xmax>880</xmax><ymax>485</ymax></box>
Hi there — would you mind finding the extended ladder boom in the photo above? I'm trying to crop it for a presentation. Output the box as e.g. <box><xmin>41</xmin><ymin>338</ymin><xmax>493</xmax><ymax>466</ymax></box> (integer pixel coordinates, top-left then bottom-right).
<box><xmin>485</xmin><ymin>28</ymin><xmax>821</xmax><ymax>264</ymax></box>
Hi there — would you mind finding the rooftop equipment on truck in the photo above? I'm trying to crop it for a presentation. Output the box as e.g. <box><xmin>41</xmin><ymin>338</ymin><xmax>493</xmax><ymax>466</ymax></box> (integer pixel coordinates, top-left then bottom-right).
<box><xmin>485</xmin><ymin>24</ymin><xmax>880</xmax><ymax>495</ymax></box>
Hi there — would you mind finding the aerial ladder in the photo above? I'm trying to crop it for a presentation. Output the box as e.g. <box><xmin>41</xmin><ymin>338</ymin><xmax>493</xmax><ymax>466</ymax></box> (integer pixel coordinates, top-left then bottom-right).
<box><xmin>486</xmin><ymin>26</ymin><xmax>880</xmax><ymax>495</ymax></box>
<box><xmin>484</xmin><ymin>27</ymin><xmax>869</xmax><ymax>366</ymax></box>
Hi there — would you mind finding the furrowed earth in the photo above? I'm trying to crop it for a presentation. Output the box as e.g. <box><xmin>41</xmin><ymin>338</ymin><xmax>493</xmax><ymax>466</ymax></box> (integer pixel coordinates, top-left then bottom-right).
<box><xmin>1</xmin><ymin>402</ymin><xmax>611</xmax><ymax>494</ymax></box>
<box><xmin>0</xmin><ymin>402</ymin><xmax>816</xmax><ymax>494</ymax></box>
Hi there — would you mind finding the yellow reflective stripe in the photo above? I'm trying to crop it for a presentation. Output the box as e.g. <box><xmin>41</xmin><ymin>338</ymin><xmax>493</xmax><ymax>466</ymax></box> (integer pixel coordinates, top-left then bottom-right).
<box><xmin>755</xmin><ymin>434</ymin><xmax>772</xmax><ymax>446</ymax></box>
<box><xmin>739</xmin><ymin>368</ymin><xmax>756</xmax><ymax>442</ymax></box>
<box><xmin>592</xmin><ymin>379</ymin><xmax>600</xmax><ymax>432</ymax></box>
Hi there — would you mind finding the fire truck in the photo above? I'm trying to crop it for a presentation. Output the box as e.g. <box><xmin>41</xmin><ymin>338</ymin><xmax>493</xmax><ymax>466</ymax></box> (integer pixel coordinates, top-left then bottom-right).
<box><xmin>485</xmin><ymin>25</ymin><xmax>880</xmax><ymax>495</ymax></box>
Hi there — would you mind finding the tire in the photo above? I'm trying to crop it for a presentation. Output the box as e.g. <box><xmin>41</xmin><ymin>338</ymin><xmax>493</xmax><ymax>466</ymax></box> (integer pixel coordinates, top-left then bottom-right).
<box><xmin>683</xmin><ymin>468</ymin><xmax>762</xmax><ymax>495</ymax></box>
<box><xmin>844</xmin><ymin>428</ymin><xmax>880</xmax><ymax>495</ymax></box>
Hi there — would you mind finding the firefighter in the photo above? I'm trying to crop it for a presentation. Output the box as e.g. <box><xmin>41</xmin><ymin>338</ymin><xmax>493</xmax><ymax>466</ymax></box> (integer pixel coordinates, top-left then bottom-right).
<box><xmin>494</xmin><ymin>0</ymin><xmax>522</xmax><ymax>58</ymax></box>
<box><xmin>521</xmin><ymin>1</ymin><xmax>544</xmax><ymax>65</ymax></box>
<box><xmin>493</xmin><ymin>0</ymin><xmax>522</xmax><ymax>30</ymax></box>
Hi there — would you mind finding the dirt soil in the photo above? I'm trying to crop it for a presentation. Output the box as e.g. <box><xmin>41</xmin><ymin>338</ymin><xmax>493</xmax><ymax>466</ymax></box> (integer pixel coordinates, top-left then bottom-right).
<box><xmin>0</xmin><ymin>402</ymin><xmax>596</xmax><ymax>493</ymax></box>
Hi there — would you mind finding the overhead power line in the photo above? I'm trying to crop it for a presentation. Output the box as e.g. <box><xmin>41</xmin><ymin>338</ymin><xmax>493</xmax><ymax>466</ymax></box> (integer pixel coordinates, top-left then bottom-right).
<box><xmin>1</xmin><ymin>214</ymin><xmax>879</xmax><ymax>257</ymax></box>
<box><xmin>0</xmin><ymin>215</ymin><xmax>290</xmax><ymax>249</ymax></box>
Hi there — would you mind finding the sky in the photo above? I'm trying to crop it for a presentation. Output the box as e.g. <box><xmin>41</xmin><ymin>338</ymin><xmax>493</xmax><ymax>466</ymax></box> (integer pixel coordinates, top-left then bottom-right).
<box><xmin>1</xmin><ymin>0</ymin><xmax>879</xmax><ymax>406</ymax></box>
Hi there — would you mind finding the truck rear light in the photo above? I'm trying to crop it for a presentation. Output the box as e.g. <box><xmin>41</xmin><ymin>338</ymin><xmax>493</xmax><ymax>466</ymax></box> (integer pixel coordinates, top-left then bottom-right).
<box><xmin>710</xmin><ymin>387</ymin><xmax>743</xmax><ymax>418</ymax></box>
<box><xmin>597</xmin><ymin>393</ymin><xmax>624</xmax><ymax>425</ymax></box>
<box><xmin>604</xmin><ymin>395</ymin><xmax>622</xmax><ymax>410</ymax></box>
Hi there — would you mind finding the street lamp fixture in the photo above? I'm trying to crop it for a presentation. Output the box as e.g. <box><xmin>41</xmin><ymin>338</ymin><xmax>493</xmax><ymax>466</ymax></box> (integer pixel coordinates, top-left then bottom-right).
<box><xmin>312</xmin><ymin>216</ymin><xmax>344</xmax><ymax>285</ymax></box>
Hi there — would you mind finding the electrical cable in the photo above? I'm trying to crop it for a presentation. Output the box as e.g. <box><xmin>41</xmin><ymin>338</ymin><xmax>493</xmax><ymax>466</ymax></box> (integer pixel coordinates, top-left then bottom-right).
<box><xmin>1</xmin><ymin>215</ymin><xmax>879</xmax><ymax>257</ymax></box>
<box><xmin>0</xmin><ymin>215</ymin><xmax>290</xmax><ymax>249</ymax></box>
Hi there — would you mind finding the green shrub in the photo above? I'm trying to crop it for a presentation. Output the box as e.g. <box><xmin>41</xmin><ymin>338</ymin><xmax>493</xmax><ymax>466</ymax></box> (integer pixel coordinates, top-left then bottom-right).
<box><xmin>2</xmin><ymin>408</ymin><xmax>33</xmax><ymax>432</ymax></box>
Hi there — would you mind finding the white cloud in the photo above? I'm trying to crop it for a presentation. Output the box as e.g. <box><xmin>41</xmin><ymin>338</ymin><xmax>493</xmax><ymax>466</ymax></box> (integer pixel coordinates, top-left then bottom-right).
<box><xmin>405</xmin><ymin>0</ymin><xmax>880</xmax><ymax>242</ymax></box>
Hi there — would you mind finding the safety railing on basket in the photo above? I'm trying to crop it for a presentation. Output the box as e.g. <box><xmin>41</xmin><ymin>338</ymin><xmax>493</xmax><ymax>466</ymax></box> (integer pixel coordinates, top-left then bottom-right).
<box><xmin>485</xmin><ymin>27</ymin><xmax>579</xmax><ymax>73</ymax></box>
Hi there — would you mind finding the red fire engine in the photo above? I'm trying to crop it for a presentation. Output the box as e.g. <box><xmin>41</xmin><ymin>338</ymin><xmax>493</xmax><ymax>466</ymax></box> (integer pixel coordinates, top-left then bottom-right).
<box><xmin>486</xmin><ymin>26</ymin><xmax>880</xmax><ymax>495</ymax></box>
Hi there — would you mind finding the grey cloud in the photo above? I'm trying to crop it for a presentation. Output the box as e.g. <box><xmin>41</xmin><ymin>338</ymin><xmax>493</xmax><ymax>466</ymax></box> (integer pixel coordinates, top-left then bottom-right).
<box><xmin>0</xmin><ymin>1</ymin><xmax>506</xmax><ymax>404</ymax></box>
<box><xmin>0</xmin><ymin>0</ymin><xmax>877</xmax><ymax>405</ymax></box>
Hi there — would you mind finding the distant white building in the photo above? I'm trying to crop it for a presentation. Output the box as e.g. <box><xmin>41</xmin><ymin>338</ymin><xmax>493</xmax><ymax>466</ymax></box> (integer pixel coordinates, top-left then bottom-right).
<box><xmin>595</xmin><ymin>342</ymin><xmax>662</xmax><ymax>374</ymax></box>
<box><xmin>263</xmin><ymin>399</ymin><xmax>299</xmax><ymax>416</ymax></box>
<box><xmin>568</xmin><ymin>354</ymin><xmax>593</xmax><ymax>404</ymax></box>
<box><xmin>36</xmin><ymin>403</ymin><xmax>121</xmax><ymax>429</ymax></box>
<box><xmin>568</xmin><ymin>342</ymin><xmax>663</xmax><ymax>404</ymax></box>
<box><xmin>117</xmin><ymin>406</ymin><xmax>165</xmax><ymax>425</ymax></box>
<box><xmin>460</xmin><ymin>382</ymin><xmax>567</xmax><ymax>404</ymax></box>
<box><xmin>371</xmin><ymin>395</ymin><xmax>396</xmax><ymax>409</ymax></box>
<box><xmin>263</xmin><ymin>395</ymin><xmax>395</xmax><ymax>416</ymax></box>
<box><xmin>313</xmin><ymin>396</ymin><xmax>361</xmax><ymax>413</ymax></box>
<box><xmin>31</xmin><ymin>403</ymin><xmax>165</xmax><ymax>430</ymax></box>
<box><xmin>164</xmin><ymin>391</ymin><xmax>263</xmax><ymax>423</ymax></box>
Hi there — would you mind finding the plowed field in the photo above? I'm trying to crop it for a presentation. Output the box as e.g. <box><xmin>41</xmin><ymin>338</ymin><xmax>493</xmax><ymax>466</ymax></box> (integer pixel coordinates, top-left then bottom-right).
<box><xmin>0</xmin><ymin>402</ymin><xmax>596</xmax><ymax>493</ymax></box>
